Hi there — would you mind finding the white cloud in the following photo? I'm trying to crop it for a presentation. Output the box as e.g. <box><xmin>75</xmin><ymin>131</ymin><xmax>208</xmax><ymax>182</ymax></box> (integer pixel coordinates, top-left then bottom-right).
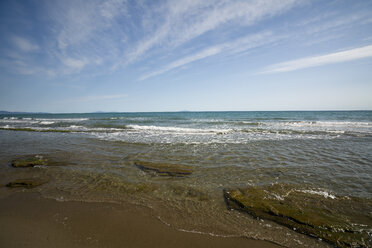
<box><xmin>126</xmin><ymin>0</ymin><xmax>302</xmax><ymax>65</ymax></box>
<box><xmin>304</xmin><ymin>12</ymin><xmax>371</xmax><ymax>35</ymax></box>
<box><xmin>11</xmin><ymin>36</ymin><xmax>39</xmax><ymax>52</ymax></box>
<box><xmin>4</xmin><ymin>0</ymin><xmax>370</xmax><ymax>82</ymax></box>
<box><xmin>62</xmin><ymin>57</ymin><xmax>88</xmax><ymax>71</ymax></box>
<box><xmin>100</xmin><ymin>0</ymin><xmax>128</xmax><ymax>19</ymax></box>
<box><xmin>0</xmin><ymin>56</ymin><xmax>46</xmax><ymax>75</ymax></box>
<box><xmin>40</xmin><ymin>0</ymin><xmax>128</xmax><ymax>75</ymax></box>
<box><xmin>50</xmin><ymin>0</ymin><xmax>127</xmax><ymax>50</ymax></box>
<box><xmin>139</xmin><ymin>31</ymin><xmax>274</xmax><ymax>80</ymax></box>
<box><xmin>169</xmin><ymin>0</ymin><xmax>298</xmax><ymax>46</ymax></box>
<box><xmin>261</xmin><ymin>44</ymin><xmax>372</xmax><ymax>73</ymax></box>
<box><xmin>0</xmin><ymin>0</ymin><xmax>304</xmax><ymax>77</ymax></box>
<box><xmin>139</xmin><ymin>46</ymin><xmax>221</xmax><ymax>81</ymax></box>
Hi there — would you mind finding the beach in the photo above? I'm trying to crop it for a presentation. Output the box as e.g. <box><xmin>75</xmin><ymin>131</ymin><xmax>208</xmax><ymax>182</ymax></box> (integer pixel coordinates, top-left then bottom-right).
<box><xmin>0</xmin><ymin>192</ymin><xmax>280</xmax><ymax>248</ymax></box>
<box><xmin>0</xmin><ymin>111</ymin><xmax>371</xmax><ymax>247</ymax></box>
<box><xmin>1</xmin><ymin>0</ymin><xmax>372</xmax><ymax>246</ymax></box>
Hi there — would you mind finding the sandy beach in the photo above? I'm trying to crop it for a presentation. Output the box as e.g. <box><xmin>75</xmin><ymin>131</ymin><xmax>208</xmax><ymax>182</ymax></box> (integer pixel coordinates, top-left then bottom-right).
<box><xmin>1</xmin><ymin>0</ymin><xmax>371</xmax><ymax>246</ymax></box>
<box><xmin>0</xmin><ymin>192</ymin><xmax>280</xmax><ymax>248</ymax></box>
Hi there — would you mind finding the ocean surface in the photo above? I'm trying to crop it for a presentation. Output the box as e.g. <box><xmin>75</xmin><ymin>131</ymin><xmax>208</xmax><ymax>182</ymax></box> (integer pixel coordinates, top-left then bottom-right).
<box><xmin>0</xmin><ymin>111</ymin><xmax>371</xmax><ymax>247</ymax></box>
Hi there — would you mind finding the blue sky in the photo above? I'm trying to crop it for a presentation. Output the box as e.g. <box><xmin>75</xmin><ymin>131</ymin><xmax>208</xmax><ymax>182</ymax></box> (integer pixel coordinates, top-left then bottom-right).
<box><xmin>0</xmin><ymin>0</ymin><xmax>371</xmax><ymax>113</ymax></box>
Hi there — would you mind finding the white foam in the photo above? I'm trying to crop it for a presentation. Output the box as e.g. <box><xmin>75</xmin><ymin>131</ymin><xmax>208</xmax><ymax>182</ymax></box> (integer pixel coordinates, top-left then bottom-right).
<box><xmin>127</xmin><ymin>124</ymin><xmax>230</xmax><ymax>134</ymax></box>
<box><xmin>256</xmin><ymin>120</ymin><xmax>372</xmax><ymax>136</ymax></box>
<box><xmin>272</xmin><ymin>193</ymin><xmax>285</xmax><ymax>201</ymax></box>
<box><xmin>35</xmin><ymin>118</ymin><xmax>89</xmax><ymax>122</ymax></box>
<box><xmin>66</xmin><ymin>125</ymin><xmax>87</xmax><ymax>130</ymax></box>
<box><xmin>298</xmin><ymin>189</ymin><xmax>336</xmax><ymax>199</ymax></box>
<box><xmin>0</xmin><ymin>119</ymin><xmax>39</xmax><ymax>124</ymax></box>
<box><xmin>327</xmin><ymin>130</ymin><xmax>345</xmax><ymax>134</ymax></box>
<box><xmin>40</xmin><ymin>121</ymin><xmax>55</xmax><ymax>125</ymax></box>
<box><xmin>274</xmin><ymin>121</ymin><xmax>371</xmax><ymax>129</ymax></box>
<box><xmin>0</xmin><ymin>117</ymin><xmax>88</xmax><ymax>125</ymax></box>
<box><xmin>190</xmin><ymin>118</ymin><xmax>225</xmax><ymax>123</ymax></box>
<box><xmin>0</xmin><ymin>117</ymin><xmax>18</xmax><ymax>120</ymax></box>
<box><xmin>91</xmin><ymin>127</ymin><xmax>333</xmax><ymax>144</ymax></box>
<box><xmin>34</xmin><ymin>165</ymin><xmax>47</xmax><ymax>168</ymax></box>
<box><xmin>109</xmin><ymin>117</ymin><xmax>149</xmax><ymax>121</ymax></box>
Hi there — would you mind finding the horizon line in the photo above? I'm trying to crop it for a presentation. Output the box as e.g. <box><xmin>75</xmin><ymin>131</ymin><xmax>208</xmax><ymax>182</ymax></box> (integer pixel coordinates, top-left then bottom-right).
<box><xmin>1</xmin><ymin>109</ymin><xmax>371</xmax><ymax>114</ymax></box>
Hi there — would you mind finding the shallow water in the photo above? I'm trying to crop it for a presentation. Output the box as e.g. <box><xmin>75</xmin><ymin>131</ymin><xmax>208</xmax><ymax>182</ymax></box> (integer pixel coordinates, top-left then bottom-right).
<box><xmin>1</xmin><ymin>111</ymin><xmax>371</xmax><ymax>247</ymax></box>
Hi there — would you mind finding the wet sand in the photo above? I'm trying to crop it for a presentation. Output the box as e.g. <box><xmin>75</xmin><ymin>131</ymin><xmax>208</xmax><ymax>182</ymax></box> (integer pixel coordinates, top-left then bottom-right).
<box><xmin>0</xmin><ymin>192</ymin><xmax>281</xmax><ymax>248</ymax></box>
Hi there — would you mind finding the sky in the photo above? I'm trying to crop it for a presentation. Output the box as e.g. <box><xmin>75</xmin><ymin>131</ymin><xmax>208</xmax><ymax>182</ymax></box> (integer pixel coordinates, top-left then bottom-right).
<box><xmin>0</xmin><ymin>0</ymin><xmax>371</xmax><ymax>113</ymax></box>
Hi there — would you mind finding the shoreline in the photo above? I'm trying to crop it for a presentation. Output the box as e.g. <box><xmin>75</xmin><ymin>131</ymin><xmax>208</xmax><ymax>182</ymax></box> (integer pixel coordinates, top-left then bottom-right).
<box><xmin>0</xmin><ymin>192</ymin><xmax>281</xmax><ymax>248</ymax></box>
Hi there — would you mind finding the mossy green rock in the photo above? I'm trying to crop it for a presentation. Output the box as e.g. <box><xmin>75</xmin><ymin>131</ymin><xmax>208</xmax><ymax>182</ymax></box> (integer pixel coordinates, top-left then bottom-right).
<box><xmin>223</xmin><ymin>184</ymin><xmax>372</xmax><ymax>248</ymax></box>
<box><xmin>11</xmin><ymin>155</ymin><xmax>48</xmax><ymax>168</ymax></box>
<box><xmin>134</xmin><ymin>161</ymin><xmax>193</xmax><ymax>177</ymax></box>
<box><xmin>6</xmin><ymin>178</ymin><xmax>47</xmax><ymax>188</ymax></box>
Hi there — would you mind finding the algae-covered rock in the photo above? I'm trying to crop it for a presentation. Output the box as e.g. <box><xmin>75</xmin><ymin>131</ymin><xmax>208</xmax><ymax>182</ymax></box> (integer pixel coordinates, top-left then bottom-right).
<box><xmin>134</xmin><ymin>161</ymin><xmax>193</xmax><ymax>177</ymax></box>
<box><xmin>11</xmin><ymin>155</ymin><xmax>48</xmax><ymax>168</ymax></box>
<box><xmin>223</xmin><ymin>184</ymin><xmax>372</xmax><ymax>248</ymax></box>
<box><xmin>6</xmin><ymin>178</ymin><xmax>47</xmax><ymax>188</ymax></box>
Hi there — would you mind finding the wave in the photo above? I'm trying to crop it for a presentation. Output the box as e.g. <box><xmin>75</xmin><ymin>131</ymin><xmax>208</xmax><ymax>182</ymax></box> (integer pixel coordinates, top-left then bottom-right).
<box><xmin>3</xmin><ymin>116</ymin><xmax>369</xmax><ymax>129</ymax></box>
<box><xmin>275</xmin><ymin>121</ymin><xmax>371</xmax><ymax>128</ymax></box>
<box><xmin>1</xmin><ymin>122</ymin><xmax>370</xmax><ymax>137</ymax></box>
<box><xmin>126</xmin><ymin>124</ymin><xmax>230</xmax><ymax>134</ymax></box>
<box><xmin>40</xmin><ymin>121</ymin><xmax>55</xmax><ymax>125</ymax></box>
<box><xmin>0</xmin><ymin>117</ymin><xmax>89</xmax><ymax>125</ymax></box>
<box><xmin>2</xmin><ymin>117</ymin><xmax>371</xmax><ymax>145</ymax></box>
<box><xmin>0</xmin><ymin>125</ymin><xmax>126</xmax><ymax>133</ymax></box>
<box><xmin>34</xmin><ymin>118</ymin><xmax>89</xmax><ymax>122</ymax></box>
<box><xmin>0</xmin><ymin>118</ymin><xmax>40</xmax><ymax>124</ymax></box>
<box><xmin>89</xmin><ymin>123</ymin><xmax>127</xmax><ymax>129</ymax></box>
<box><xmin>240</xmin><ymin>128</ymin><xmax>348</xmax><ymax>136</ymax></box>
<box><xmin>1</xmin><ymin>125</ymin><xmax>361</xmax><ymax>144</ymax></box>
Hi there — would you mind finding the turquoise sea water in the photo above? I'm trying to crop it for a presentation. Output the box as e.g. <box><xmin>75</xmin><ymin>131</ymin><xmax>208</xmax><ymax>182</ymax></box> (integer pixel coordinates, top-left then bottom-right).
<box><xmin>1</xmin><ymin>111</ymin><xmax>371</xmax><ymax>247</ymax></box>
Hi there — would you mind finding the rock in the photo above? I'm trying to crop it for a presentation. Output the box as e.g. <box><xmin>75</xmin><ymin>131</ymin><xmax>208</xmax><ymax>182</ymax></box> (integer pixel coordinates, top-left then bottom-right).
<box><xmin>134</xmin><ymin>161</ymin><xmax>193</xmax><ymax>177</ymax></box>
<box><xmin>223</xmin><ymin>184</ymin><xmax>372</xmax><ymax>248</ymax></box>
<box><xmin>11</xmin><ymin>155</ymin><xmax>48</xmax><ymax>168</ymax></box>
<box><xmin>6</xmin><ymin>178</ymin><xmax>47</xmax><ymax>188</ymax></box>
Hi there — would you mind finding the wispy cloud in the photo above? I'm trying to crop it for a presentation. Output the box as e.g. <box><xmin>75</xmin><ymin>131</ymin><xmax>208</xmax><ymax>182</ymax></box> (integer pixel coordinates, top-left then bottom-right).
<box><xmin>61</xmin><ymin>57</ymin><xmax>89</xmax><ymax>71</ymax></box>
<box><xmin>41</xmin><ymin>0</ymin><xmax>128</xmax><ymax>74</ymax></box>
<box><xmin>303</xmin><ymin>12</ymin><xmax>371</xmax><ymax>35</ymax></box>
<box><xmin>261</xmin><ymin>45</ymin><xmax>372</xmax><ymax>73</ymax></box>
<box><xmin>100</xmin><ymin>0</ymin><xmax>128</xmax><ymax>19</ymax></box>
<box><xmin>139</xmin><ymin>46</ymin><xmax>221</xmax><ymax>81</ymax></box>
<box><xmin>50</xmin><ymin>0</ymin><xmax>127</xmax><ymax>50</ymax></box>
<box><xmin>139</xmin><ymin>31</ymin><xmax>274</xmax><ymax>80</ymax></box>
<box><xmin>0</xmin><ymin>50</ymin><xmax>44</xmax><ymax>75</ymax></box>
<box><xmin>168</xmin><ymin>0</ymin><xmax>298</xmax><ymax>47</ymax></box>
<box><xmin>125</xmin><ymin>0</ymin><xmax>301</xmax><ymax>65</ymax></box>
<box><xmin>1</xmin><ymin>0</ymin><xmax>371</xmax><ymax>82</ymax></box>
<box><xmin>11</xmin><ymin>36</ymin><xmax>39</xmax><ymax>52</ymax></box>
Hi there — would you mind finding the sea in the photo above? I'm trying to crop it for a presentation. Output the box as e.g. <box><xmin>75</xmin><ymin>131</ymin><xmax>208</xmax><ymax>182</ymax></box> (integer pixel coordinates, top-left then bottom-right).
<box><xmin>0</xmin><ymin>111</ymin><xmax>371</xmax><ymax>247</ymax></box>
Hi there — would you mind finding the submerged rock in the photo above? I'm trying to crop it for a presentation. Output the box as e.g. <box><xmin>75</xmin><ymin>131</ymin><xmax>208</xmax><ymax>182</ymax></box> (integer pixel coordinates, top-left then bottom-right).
<box><xmin>171</xmin><ymin>185</ymin><xmax>209</xmax><ymax>201</ymax></box>
<box><xmin>6</xmin><ymin>178</ymin><xmax>47</xmax><ymax>188</ymax></box>
<box><xmin>11</xmin><ymin>155</ymin><xmax>48</xmax><ymax>168</ymax></box>
<box><xmin>223</xmin><ymin>184</ymin><xmax>372</xmax><ymax>248</ymax></box>
<box><xmin>134</xmin><ymin>161</ymin><xmax>193</xmax><ymax>177</ymax></box>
